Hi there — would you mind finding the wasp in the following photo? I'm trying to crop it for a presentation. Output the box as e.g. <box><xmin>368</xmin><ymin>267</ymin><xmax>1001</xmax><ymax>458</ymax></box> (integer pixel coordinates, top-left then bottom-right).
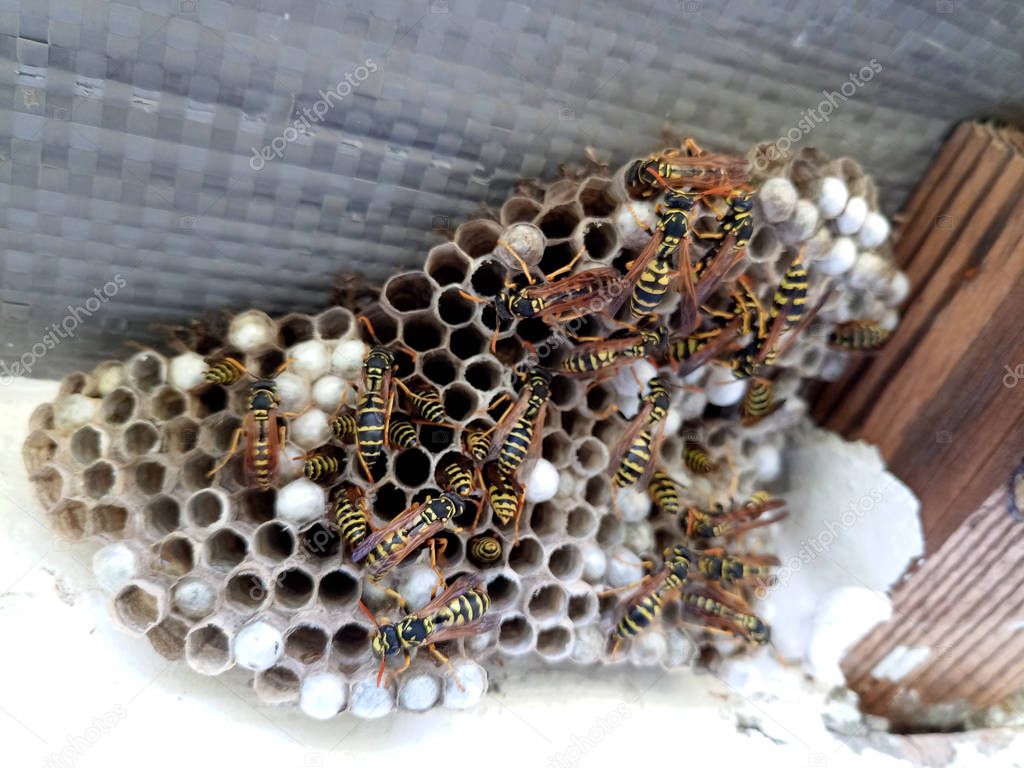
<box><xmin>609</xmin><ymin>378</ymin><xmax>672</xmax><ymax>499</ymax></box>
<box><xmin>692</xmin><ymin>548</ymin><xmax>779</xmax><ymax>588</ymax></box>
<box><xmin>330</xmin><ymin>408</ymin><xmax>358</xmax><ymax>441</ymax></box>
<box><xmin>207</xmin><ymin>370</ymin><xmax>289</xmax><ymax>491</ymax></box>
<box><xmin>561</xmin><ymin>320</ymin><xmax>667</xmax><ymax>376</ymax></box>
<box><xmin>683</xmin><ymin>493</ymin><xmax>788</xmax><ymax>539</ymax></box>
<box><xmin>740</xmin><ymin>377</ymin><xmax>783</xmax><ymax>426</ymax></box>
<box><xmin>612</xmin><ymin>544</ymin><xmax>693</xmax><ymax>649</ymax></box>
<box><xmin>464</xmin><ymin>429</ymin><xmax>492</xmax><ymax>463</ymax></box>
<box><xmin>351</xmin><ymin>491</ymin><xmax>465</xmax><ymax>584</ymax></box>
<box><xmin>648</xmin><ymin>471</ymin><xmax>682</xmax><ymax>517</ymax></box>
<box><xmin>331</xmin><ymin>483</ymin><xmax>370</xmax><ymax>550</ymax></box>
<box><xmin>624</xmin><ymin>143</ymin><xmax>748</xmax><ymax>200</ymax></box>
<box><xmin>482</xmin><ymin>460</ymin><xmax>526</xmax><ymax>541</ymax></box>
<box><xmin>828</xmin><ymin>320</ymin><xmax>891</xmax><ymax>351</ymax></box>
<box><xmin>662</xmin><ymin>316</ymin><xmax>745</xmax><ymax>377</ymax></box>
<box><xmin>301</xmin><ymin>452</ymin><xmax>342</xmax><ymax>483</ymax></box>
<box><xmin>398</xmin><ymin>381</ymin><xmax>447</xmax><ymax>424</ymax></box>
<box><xmin>388</xmin><ymin>411</ymin><xmax>419</xmax><ymax>449</ymax></box>
<box><xmin>203</xmin><ymin>356</ymin><xmax>248</xmax><ymax>386</ymax></box>
<box><xmin>485</xmin><ymin>368</ymin><xmax>553</xmax><ymax>478</ymax></box>
<box><xmin>679</xmin><ymin>584</ymin><xmax>769</xmax><ymax>644</ymax></box>
<box><xmin>460</xmin><ymin>263</ymin><xmax>625</xmax><ymax>352</ymax></box>
<box><xmin>435</xmin><ymin>453</ymin><xmax>485</xmax><ymax>525</ymax></box>
<box><xmin>362</xmin><ymin>574</ymin><xmax>498</xmax><ymax>686</ymax></box>
<box><xmin>683</xmin><ymin>441</ymin><xmax>718</xmax><ymax>475</ymax></box>
<box><xmin>467</xmin><ymin>534</ymin><xmax>504</xmax><ymax>568</ymax></box>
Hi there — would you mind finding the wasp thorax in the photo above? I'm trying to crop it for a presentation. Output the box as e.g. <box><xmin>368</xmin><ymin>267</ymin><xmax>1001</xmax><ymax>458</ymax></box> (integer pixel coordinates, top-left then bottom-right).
<box><xmin>248</xmin><ymin>381</ymin><xmax>280</xmax><ymax>410</ymax></box>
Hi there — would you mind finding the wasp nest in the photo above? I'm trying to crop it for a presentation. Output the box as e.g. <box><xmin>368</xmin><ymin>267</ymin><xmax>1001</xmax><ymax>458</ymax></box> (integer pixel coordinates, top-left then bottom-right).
<box><xmin>23</xmin><ymin>141</ymin><xmax>904</xmax><ymax>718</ymax></box>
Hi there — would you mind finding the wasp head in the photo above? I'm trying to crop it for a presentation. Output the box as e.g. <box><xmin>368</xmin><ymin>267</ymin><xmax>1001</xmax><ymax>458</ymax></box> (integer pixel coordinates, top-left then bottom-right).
<box><xmin>372</xmin><ymin>623</ymin><xmax>402</xmax><ymax>658</ymax></box>
<box><xmin>365</xmin><ymin>346</ymin><xmax>396</xmax><ymax>372</ymax></box>
<box><xmin>665</xmin><ymin>544</ymin><xmax>693</xmax><ymax>575</ymax></box>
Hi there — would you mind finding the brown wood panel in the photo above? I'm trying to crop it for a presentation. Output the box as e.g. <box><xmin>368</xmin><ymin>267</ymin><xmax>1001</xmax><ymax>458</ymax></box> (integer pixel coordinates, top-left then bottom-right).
<box><xmin>842</xmin><ymin>489</ymin><xmax>1024</xmax><ymax>724</ymax></box>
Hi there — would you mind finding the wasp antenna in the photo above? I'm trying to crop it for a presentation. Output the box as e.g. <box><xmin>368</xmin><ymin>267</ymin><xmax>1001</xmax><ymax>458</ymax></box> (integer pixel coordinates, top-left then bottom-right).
<box><xmin>357</xmin><ymin>315</ymin><xmax>383</xmax><ymax>345</ymax></box>
<box><xmin>498</xmin><ymin>238</ymin><xmax>535</xmax><ymax>285</ymax></box>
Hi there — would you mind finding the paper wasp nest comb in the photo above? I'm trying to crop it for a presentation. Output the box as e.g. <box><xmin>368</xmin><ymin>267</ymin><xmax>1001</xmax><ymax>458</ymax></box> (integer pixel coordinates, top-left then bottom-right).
<box><xmin>23</xmin><ymin>140</ymin><xmax>903</xmax><ymax>718</ymax></box>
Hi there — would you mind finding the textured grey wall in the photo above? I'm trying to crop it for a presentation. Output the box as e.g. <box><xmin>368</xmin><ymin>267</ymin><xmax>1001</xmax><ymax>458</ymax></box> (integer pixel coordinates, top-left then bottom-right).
<box><xmin>1</xmin><ymin>0</ymin><xmax>1022</xmax><ymax>378</ymax></box>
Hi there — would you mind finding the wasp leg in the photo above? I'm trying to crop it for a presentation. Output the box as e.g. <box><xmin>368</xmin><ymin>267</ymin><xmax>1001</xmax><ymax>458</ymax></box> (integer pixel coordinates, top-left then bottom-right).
<box><xmin>429</xmin><ymin>538</ymin><xmax>448</xmax><ymax>598</ymax></box>
<box><xmin>383</xmin><ymin>587</ymin><xmax>407</xmax><ymax>609</ymax></box>
<box><xmin>544</xmin><ymin>245</ymin><xmax>587</xmax><ymax>281</ymax></box>
<box><xmin>428</xmin><ymin>645</ymin><xmax>465</xmax><ymax>692</ymax></box>
<box><xmin>207</xmin><ymin>427</ymin><xmax>244</xmax><ymax>477</ymax></box>
<box><xmin>512</xmin><ymin>491</ymin><xmax>525</xmax><ymax>545</ymax></box>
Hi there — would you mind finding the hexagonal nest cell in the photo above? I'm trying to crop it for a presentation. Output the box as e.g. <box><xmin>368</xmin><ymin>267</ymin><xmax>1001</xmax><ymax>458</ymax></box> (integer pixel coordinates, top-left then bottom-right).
<box><xmin>23</xmin><ymin>139</ymin><xmax>904</xmax><ymax>718</ymax></box>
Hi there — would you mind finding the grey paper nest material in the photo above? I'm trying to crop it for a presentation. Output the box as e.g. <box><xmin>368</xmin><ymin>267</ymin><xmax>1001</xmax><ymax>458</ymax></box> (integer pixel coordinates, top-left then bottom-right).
<box><xmin>23</xmin><ymin>142</ymin><xmax>905</xmax><ymax>718</ymax></box>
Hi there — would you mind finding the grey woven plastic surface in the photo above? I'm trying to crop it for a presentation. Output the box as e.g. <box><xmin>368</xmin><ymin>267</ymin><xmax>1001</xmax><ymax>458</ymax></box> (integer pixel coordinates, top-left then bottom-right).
<box><xmin>1</xmin><ymin>0</ymin><xmax>1022</xmax><ymax>377</ymax></box>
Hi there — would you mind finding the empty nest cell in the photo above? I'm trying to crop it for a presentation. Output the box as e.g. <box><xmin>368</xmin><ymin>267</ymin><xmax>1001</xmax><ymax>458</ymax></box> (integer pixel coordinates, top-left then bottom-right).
<box><xmin>318</xmin><ymin>569</ymin><xmax>359</xmax><ymax>609</ymax></box>
<box><xmin>203</xmin><ymin>528</ymin><xmax>248</xmax><ymax>571</ymax></box>
<box><xmin>437</xmin><ymin>288</ymin><xmax>475</xmax><ymax>326</ymax></box>
<box><xmin>121</xmin><ymin>421</ymin><xmax>160</xmax><ymax>458</ymax></box>
<box><xmin>285</xmin><ymin>624</ymin><xmax>329</xmax><ymax>663</ymax></box>
<box><xmin>425</xmin><ymin>244</ymin><xmax>472</xmax><ymax>286</ymax></box>
<box><xmin>253</xmin><ymin>520</ymin><xmax>296</xmax><ymax>563</ymax></box>
<box><xmin>384</xmin><ymin>273</ymin><xmax>435</xmax><ymax>314</ymax></box>
<box><xmin>101</xmin><ymin>387</ymin><xmax>137</xmax><ymax>425</ymax></box>
<box><xmin>23</xmin><ymin>430</ymin><xmax>58</xmax><ymax>473</ymax></box>
<box><xmin>275</xmin><ymin>567</ymin><xmax>316</xmax><ymax>610</ymax></box>
<box><xmin>225</xmin><ymin>571</ymin><xmax>270</xmax><ymax>613</ymax></box>
<box><xmin>454</xmin><ymin>220</ymin><xmax>501</xmax><ymax>259</ymax></box>
<box><xmin>144</xmin><ymin>495</ymin><xmax>180</xmax><ymax>538</ymax></box>
<box><xmin>316</xmin><ymin>307</ymin><xmax>353</xmax><ymax>339</ymax></box>
<box><xmin>278</xmin><ymin>314</ymin><xmax>316</xmax><ymax>347</ymax></box>
<box><xmin>421</xmin><ymin>350</ymin><xmax>459</xmax><ymax>386</ymax></box>
<box><xmin>128</xmin><ymin>353</ymin><xmax>166</xmax><ymax>393</ymax></box>
<box><xmin>158</xmin><ymin>535</ymin><xmax>195</xmax><ymax>577</ymax></box>
<box><xmin>70</xmin><ymin>425</ymin><xmax>104</xmax><ymax>465</ymax></box>
<box><xmin>185</xmin><ymin>623</ymin><xmax>232</xmax><ymax>675</ymax></box>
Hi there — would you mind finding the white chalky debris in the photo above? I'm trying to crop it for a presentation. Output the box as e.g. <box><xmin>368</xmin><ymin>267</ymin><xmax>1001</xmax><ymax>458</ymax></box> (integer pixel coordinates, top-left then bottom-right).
<box><xmin>399</xmin><ymin>673</ymin><xmax>442</xmax><ymax>712</ymax></box>
<box><xmin>274</xmin><ymin>371</ymin><xmax>310</xmax><ymax>413</ymax></box>
<box><xmin>54</xmin><ymin>394</ymin><xmax>97</xmax><ymax>434</ymax></box>
<box><xmin>615</xmin><ymin>486</ymin><xmax>650</xmax><ymax>523</ymax></box>
<box><xmin>706</xmin><ymin>364</ymin><xmax>746</xmax><ymax>407</ymax></box>
<box><xmin>288</xmin><ymin>339</ymin><xmax>331</xmax><ymax>380</ymax></box>
<box><xmin>350</xmin><ymin>676</ymin><xmax>396</xmax><ymax>719</ymax></box>
<box><xmin>606</xmin><ymin>546</ymin><xmax>644</xmax><ymax>588</ymax></box>
<box><xmin>288</xmin><ymin>408</ymin><xmax>330</xmax><ymax>449</ymax></box>
<box><xmin>858</xmin><ymin>211</ymin><xmax>890</xmax><ymax>248</ymax></box>
<box><xmin>816</xmin><ymin>235</ymin><xmax>857</xmax><ymax>276</ymax></box>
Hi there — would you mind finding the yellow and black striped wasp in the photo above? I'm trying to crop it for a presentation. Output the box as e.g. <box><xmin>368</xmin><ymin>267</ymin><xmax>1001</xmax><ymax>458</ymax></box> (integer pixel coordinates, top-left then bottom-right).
<box><xmin>648</xmin><ymin>470</ymin><xmax>683</xmax><ymax>517</ymax></box>
<box><xmin>300</xmin><ymin>451</ymin><xmax>343</xmax><ymax>483</ymax></box>
<box><xmin>331</xmin><ymin>406</ymin><xmax>418</xmax><ymax>449</ymax></box>
<box><xmin>351</xmin><ymin>490</ymin><xmax>465</xmax><ymax>585</ymax></box>
<box><xmin>609</xmin><ymin>377</ymin><xmax>673</xmax><ymax>501</ymax></box>
<box><xmin>560</xmin><ymin>318</ymin><xmax>667</xmax><ymax>377</ymax></box>
<box><xmin>624</xmin><ymin>141</ymin><xmax>748</xmax><ymax>200</ymax></box>
<box><xmin>484</xmin><ymin>367</ymin><xmax>553</xmax><ymax>479</ymax></box>
<box><xmin>828</xmin><ymin>320</ymin><xmax>891</xmax><ymax>351</ymax></box>
<box><xmin>463</xmin><ymin>429</ymin><xmax>492</xmax><ymax>463</ymax></box>
<box><xmin>398</xmin><ymin>382</ymin><xmax>447</xmax><ymax>424</ymax></box>
<box><xmin>331</xmin><ymin>482</ymin><xmax>370</xmax><ymax>551</ymax></box>
<box><xmin>683</xmin><ymin>493</ymin><xmax>788</xmax><ymax>540</ymax></box>
<box><xmin>467</xmin><ymin>534</ymin><xmax>504</xmax><ymax>568</ymax></box>
<box><xmin>691</xmin><ymin>548</ymin><xmax>779</xmax><ymax>589</ymax></box>
<box><xmin>206</xmin><ymin>359</ymin><xmax>293</xmax><ymax>491</ymax></box>
<box><xmin>679</xmin><ymin>584</ymin><xmax>770</xmax><ymax>644</ymax></box>
<box><xmin>481</xmin><ymin>459</ymin><xmax>526</xmax><ymax>541</ymax></box>
<box><xmin>202</xmin><ymin>356</ymin><xmax>249</xmax><ymax>387</ymax></box>
<box><xmin>611</xmin><ymin>544</ymin><xmax>693</xmax><ymax>652</ymax></box>
<box><xmin>682</xmin><ymin>441</ymin><xmax>718</xmax><ymax>475</ymax></box>
<box><xmin>351</xmin><ymin>316</ymin><xmax>418</xmax><ymax>478</ymax></box>
<box><xmin>361</xmin><ymin>574</ymin><xmax>498</xmax><ymax>686</ymax></box>
<box><xmin>435</xmin><ymin>453</ymin><xmax>485</xmax><ymax>524</ymax></box>
<box><xmin>460</xmin><ymin>261</ymin><xmax>626</xmax><ymax>352</ymax></box>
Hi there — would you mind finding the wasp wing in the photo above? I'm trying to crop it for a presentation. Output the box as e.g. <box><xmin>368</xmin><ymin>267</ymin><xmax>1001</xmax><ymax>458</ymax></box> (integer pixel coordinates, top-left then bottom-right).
<box><xmin>423</xmin><ymin>613</ymin><xmax>502</xmax><ymax>647</ymax></box>
<box><xmin>408</xmin><ymin>574</ymin><xmax>481</xmax><ymax>619</ymax></box>
<box><xmin>351</xmin><ymin>500</ymin><xmax>425</xmax><ymax>563</ymax></box>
